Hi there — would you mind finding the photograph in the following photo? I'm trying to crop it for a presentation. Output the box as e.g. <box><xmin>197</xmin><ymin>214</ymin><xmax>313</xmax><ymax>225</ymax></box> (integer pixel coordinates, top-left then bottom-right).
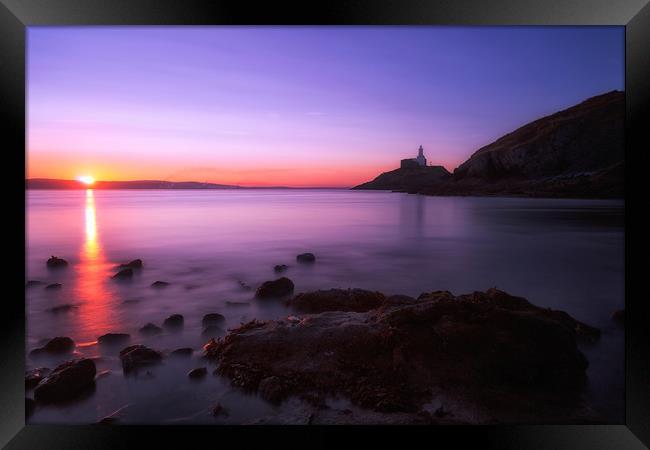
<box><xmin>24</xmin><ymin>26</ymin><xmax>625</xmax><ymax>425</ymax></box>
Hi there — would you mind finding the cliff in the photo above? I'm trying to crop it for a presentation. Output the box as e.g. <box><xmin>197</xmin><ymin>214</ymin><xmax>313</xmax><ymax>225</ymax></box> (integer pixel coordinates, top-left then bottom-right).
<box><xmin>354</xmin><ymin>90</ymin><xmax>624</xmax><ymax>198</ymax></box>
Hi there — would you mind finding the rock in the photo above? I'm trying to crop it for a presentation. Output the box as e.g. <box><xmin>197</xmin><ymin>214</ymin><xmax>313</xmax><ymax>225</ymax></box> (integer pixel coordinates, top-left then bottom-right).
<box><xmin>290</xmin><ymin>288</ymin><xmax>386</xmax><ymax>313</ymax></box>
<box><xmin>296</xmin><ymin>253</ymin><xmax>316</xmax><ymax>263</ymax></box>
<box><xmin>119</xmin><ymin>259</ymin><xmax>143</xmax><ymax>269</ymax></box>
<box><xmin>255</xmin><ymin>277</ymin><xmax>295</xmax><ymax>299</ymax></box>
<box><xmin>258</xmin><ymin>376</ymin><xmax>287</xmax><ymax>403</ymax></box>
<box><xmin>45</xmin><ymin>283</ymin><xmax>62</xmax><ymax>290</ymax></box>
<box><xmin>26</xmin><ymin>280</ymin><xmax>46</xmax><ymax>288</ymax></box>
<box><xmin>611</xmin><ymin>309</ymin><xmax>624</xmax><ymax>326</ymax></box>
<box><xmin>202</xmin><ymin>313</ymin><xmax>226</xmax><ymax>327</ymax></box>
<box><xmin>34</xmin><ymin>358</ymin><xmax>96</xmax><ymax>403</ymax></box>
<box><xmin>25</xmin><ymin>398</ymin><xmax>35</xmax><ymax>418</ymax></box>
<box><xmin>46</xmin><ymin>256</ymin><xmax>68</xmax><ymax>268</ymax></box>
<box><xmin>98</xmin><ymin>416</ymin><xmax>119</xmax><ymax>425</ymax></box>
<box><xmin>30</xmin><ymin>337</ymin><xmax>75</xmax><ymax>356</ymax></box>
<box><xmin>210</xmin><ymin>288</ymin><xmax>598</xmax><ymax>417</ymax></box>
<box><xmin>112</xmin><ymin>268</ymin><xmax>133</xmax><ymax>280</ymax></box>
<box><xmin>119</xmin><ymin>345</ymin><xmax>163</xmax><ymax>374</ymax></box>
<box><xmin>25</xmin><ymin>367</ymin><xmax>51</xmax><ymax>389</ymax></box>
<box><xmin>170</xmin><ymin>347</ymin><xmax>193</xmax><ymax>357</ymax></box>
<box><xmin>188</xmin><ymin>367</ymin><xmax>208</xmax><ymax>379</ymax></box>
<box><xmin>202</xmin><ymin>325</ymin><xmax>225</xmax><ymax>338</ymax></box>
<box><xmin>163</xmin><ymin>314</ymin><xmax>184</xmax><ymax>329</ymax></box>
<box><xmin>151</xmin><ymin>281</ymin><xmax>170</xmax><ymax>288</ymax></box>
<box><xmin>46</xmin><ymin>304</ymin><xmax>78</xmax><ymax>313</ymax></box>
<box><xmin>211</xmin><ymin>402</ymin><xmax>228</xmax><ymax>417</ymax></box>
<box><xmin>274</xmin><ymin>264</ymin><xmax>289</xmax><ymax>273</ymax></box>
<box><xmin>97</xmin><ymin>333</ymin><xmax>131</xmax><ymax>346</ymax></box>
<box><xmin>139</xmin><ymin>323</ymin><xmax>163</xmax><ymax>336</ymax></box>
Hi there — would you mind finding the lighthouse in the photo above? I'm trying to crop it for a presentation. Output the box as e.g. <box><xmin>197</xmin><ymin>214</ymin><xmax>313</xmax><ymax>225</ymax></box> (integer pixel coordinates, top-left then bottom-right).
<box><xmin>415</xmin><ymin>145</ymin><xmax>427</xmax><ymax>166</ymax></box>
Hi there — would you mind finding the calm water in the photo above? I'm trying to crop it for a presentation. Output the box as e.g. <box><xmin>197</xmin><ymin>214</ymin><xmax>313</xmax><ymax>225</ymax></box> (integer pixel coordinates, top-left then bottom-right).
<box><xmin>25</xmin><ymin>189</ymin><xmax>625</xmax><ymax>423</ymax></box>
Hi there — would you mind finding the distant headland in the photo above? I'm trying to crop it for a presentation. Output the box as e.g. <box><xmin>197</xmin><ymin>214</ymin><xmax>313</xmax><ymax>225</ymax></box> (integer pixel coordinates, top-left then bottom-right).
<box><xmin>354</xmin><ymin>90</ymin><xmax>624</xmax><ymax>199</ymax></box>
<box><xmin>24</xmin><ymin>179</ymin><xmax>331</xmax><ymax>190</ymax></box>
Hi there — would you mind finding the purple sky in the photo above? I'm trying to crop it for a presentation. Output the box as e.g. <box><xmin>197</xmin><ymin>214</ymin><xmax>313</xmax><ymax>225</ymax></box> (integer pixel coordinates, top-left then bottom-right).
<box><xmin>27</xmin><ymin>26</ymin><xmax>624</xmax><ymax>187</ymax></box>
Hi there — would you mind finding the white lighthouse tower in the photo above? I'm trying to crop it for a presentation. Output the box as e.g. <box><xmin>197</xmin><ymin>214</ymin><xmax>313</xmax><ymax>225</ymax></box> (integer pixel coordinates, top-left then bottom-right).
<box><xmin>415</xmin><ymin>145</ymin><xmax>427</xmax><ymax>166</ymax></box>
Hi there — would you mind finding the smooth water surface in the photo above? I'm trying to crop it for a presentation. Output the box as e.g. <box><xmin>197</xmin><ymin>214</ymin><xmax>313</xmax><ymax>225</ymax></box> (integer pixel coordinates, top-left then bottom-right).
<box><xmin>26</xmin><ymin>189</ymin><xmax>625</xmax><ymax>423</ymax></box>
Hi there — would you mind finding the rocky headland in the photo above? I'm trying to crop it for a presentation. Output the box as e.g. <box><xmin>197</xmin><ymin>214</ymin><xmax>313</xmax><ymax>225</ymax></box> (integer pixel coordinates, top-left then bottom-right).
<box><xmin>354</xmin><ymin>90</ymin><xmax>624</xmax><ymax>198</ymax></box>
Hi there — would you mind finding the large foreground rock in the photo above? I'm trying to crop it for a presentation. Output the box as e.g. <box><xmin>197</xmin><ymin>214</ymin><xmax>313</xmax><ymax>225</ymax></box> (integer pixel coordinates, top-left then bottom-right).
<box><xmin>289</xmin><ymin>288</ymin><xmax>385</xmax><ymax>313</ymax></box>
<box><xmin>34</xmin><ymin>358</ymin><xmax>96</xmax><ymax>403</ymax></box>
<box><xmin>207</xmin><ymin>288</ymin><xmax>599</xmax><ymax>421</ymax></box>
<box><xmin>120</xmin><ymin>345</ymin><xmax>163</xmax><ymax>374</ymax></box>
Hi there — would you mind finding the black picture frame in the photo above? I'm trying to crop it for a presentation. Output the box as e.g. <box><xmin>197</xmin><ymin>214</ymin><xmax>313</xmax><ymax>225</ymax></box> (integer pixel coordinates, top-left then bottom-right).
<box><xmin>2</xmin><ymin>0</ymin><xmax>649</xmax><ymax>448</ymax></box>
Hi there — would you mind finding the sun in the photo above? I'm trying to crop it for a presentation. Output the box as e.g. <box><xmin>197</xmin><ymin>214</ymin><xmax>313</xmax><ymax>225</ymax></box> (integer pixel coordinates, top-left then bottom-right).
<box><xmin>77</xmin><ymin>175</ymin><xmax>95</xmax><ymax>186</ymax></box>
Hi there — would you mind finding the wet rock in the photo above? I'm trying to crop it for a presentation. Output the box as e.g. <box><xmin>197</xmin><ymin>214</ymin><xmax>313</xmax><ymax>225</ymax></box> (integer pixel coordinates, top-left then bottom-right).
<box><xmin>34</xmin><ymin>358</ymin><xmax>96</xmax><ymax>403</ymax></box>
<box><xmin>26</xmin><ymin>280</ymin><xmax>46</xmax><ymax>288</ymax></box>
<box><xmin>46</xmin><ymin>304</ymin><xmax>78</xmax><ymax>313</ymax></box>
<box><xmin>255</xmin><ymin>277</ymin><xmax>295</xmax><ymax>299</ymax></box>
<box><xmin>139</xmin><ymin>323</ymin><xmax>163</xmax><ymax>336</ymax></box>
<box><xmin>112</xmin><ymin>268</ymin><xmax>133</xmax><ymax>280</ymax></box>
<box><xmin>119</xmin><ymin>345</ymin><xmax>163</xmax><ymax>374</ymax></box>
<box><xmin>274</xmin><ymin>264</ymin><xmax>289</xmax><ymax>273</ymax></box>
<box><xmin>171</xmin><ymin>347</ymin><xmax>193</xmax><ymax>357</ymax></box>
<box><xmin>119</xmin><ymin>259</ymin><xmax>143</xmax><ymax>269</ymax></box>
<box><xmin>30</xmin><ymin>337</ymin><xmax>75</xmax><ymax>356</ymax></box>
<box><xmin>211</xmin><ymin>402</ymin><xmax>228</xmax><ymax>417</ymax></box>
<box><xmin>45</xmin><ymin>283</ymin><xmax>62</xmax><ymax>290</ymax></box>
<box><xmin>290</xmin><ymin>288</ymin><xmax>386</xmax><ymax>313</ymax></box>
<box><xmin>211</xmin><ymin>288</ymin><xmax>598</xmax><ymax>417</ymax></box>
<box><xmin>188</xmin><ymin>367</ymin><xmax>208</xmax><ymax>379</ymax></box>
<box><xmin>46</xmin><ymin>256</ymin><xmax>68</xmax><ymax>269</ymax></box>
<box><xmin>95</xmin><ymin>370</ymin><xmax>111</xmax><ymax>380</ymax></box>
<box><xmin>25</xmin><ymin>398</ymin><xmax>36</xmax><ymax>418</ymax></box>
<box><xmin>611</xmin><ymin>309</ymin><xmax>624</xmax><ymax>326</ymax></box>
<box><xmin>202</xmin><ymin>313</ymin><xmax>226</xmax><ymax>327</ymax></box>
<box><xmin>97</xmin><ymin>333</ymin><xmax>131</xmax><ymax>346</ymax></box>
<box><xmin>151</xmin><ymin>281</ymin><xmax>170</xmax><ymax>288</ymax></box>
<box><xmin>202</xmin><ymin>325</ymin><xmax>225</xmax><ymax>338</ymax></box>
<box><xmin>258</xmin><ymin>376</ymin><xmax>287</xmax><ymax>403</ymax></box>
<box><xmin>25</xmin><ymin>367</ymin><xmax>51</xmax><ymax>389</ymax></box>
<box><xmin>163</xmin><ymin>314</ymin><xmax>184</xmax><ymax>330</ymax></box>
<box><xmin>296</xmin><ymin>253</ymin><xmax>316</xmax><ymax>263</ymax></box>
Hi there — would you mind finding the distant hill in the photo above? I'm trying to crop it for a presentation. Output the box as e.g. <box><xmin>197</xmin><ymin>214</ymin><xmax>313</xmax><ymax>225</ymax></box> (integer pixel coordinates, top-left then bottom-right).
<box><xmin>26</xmin><ymin>179</ymin><xmax>241</xmax><ymax>190</ymax></box>
<box><xmin>354</xmin><ymin>90</ymin><xmax>624</xmax><ymax>198</ymax></box>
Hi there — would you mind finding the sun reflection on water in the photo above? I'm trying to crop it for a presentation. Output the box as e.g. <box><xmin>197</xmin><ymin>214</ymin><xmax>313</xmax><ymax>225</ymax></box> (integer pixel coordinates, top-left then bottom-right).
<box><xmin>75</xmin><ymin>189</ymin><xmax>113</xmax><ymax>338</ymax></box>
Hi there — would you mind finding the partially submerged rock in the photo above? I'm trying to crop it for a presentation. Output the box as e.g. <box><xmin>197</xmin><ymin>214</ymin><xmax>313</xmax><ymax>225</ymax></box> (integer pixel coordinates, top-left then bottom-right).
<box><xmin>170</xmin><ymin>347</ymin><xmax>193</xmax><ymax>357</ymax></box>
<box><xmin>46</xmin><ymin>304</ymin><xmax>78</xmax><ymax>313</ymax></box>
<box><xmin>45</xmin><ymin>283</ymin><xmax>62</xmax><ymax>290</ymax></box>
<box><xmin>274</xmin><ymin>264</ymin><xmax>289</xmax><ymax>273</ymax></box>
<box><xmin>119</xmin><ymin>259</ymin><xmax>143</xmax><ymax>269</ymax></box>
<box><xmin>296</xmin><ymin>253</ymin><xmax>316</xmax><ymax>263</ymax></box>
<box><xmin>139</xmin><ymin>323</ymin><xmax>163</xmax><ymax>336</ymax></box>
<box><xmin>226</xmin><ymin>301</ymin><xmax>249</xmax><ymax>308</ymax></box>
<box><xmin>34</xmin><ymin>358</ymin><xmax>96</xmax><ymax>403</ymax></box>
<box><xmin>289</xmin><ymin>288</ymin><xmax>386</xmax><ymax>313</ymax></box>
<box><xmin>255</xmin><ymin>277</ymin><xmax>295</xmax><ymax>299</ymax></box>
<box><xmin>202</xmin><ymin>325</ymin><xmax>225</xmax><ymax>338</ymax></box>
<box><xmin>119</xmin><ymin>345</ymin><xmax>163</xmax><ymax>374</ymax></box>
<box><xmin>151</xmin><ymin>281</ymin><xmax>170</xmax><ymax>288</ymax></box>
<box><xmin>25</xmin><ymin>367</ymin><xmax>51</xmax><ymax>389</ymax></box>
<box><xmin>202</xmin><ymin>313</ymin><xmax>226</xmax><ymax>327</ymax></box>
<box><xmin>97</xmin><ymin>333</ymin><xmax>131</xmax><ymax>346</ymax></box>
<box><xmin>209</xmin><ymin>288</ymin><xmax>599</xmax><ymax>420</ymax></box>
<box><xmin>188</xmin><ymin>367</ymin><xmax>208</xmax><ymax>379</ymax></box>
<box><xmin>30</xmin><ymin>337</ymin><xmax>75</xmax><ymax>356</ymax></box>
<box><xmin>46</xmin><ymin>256</ymin><xmax>68</xmax><ymax>269</ymax></box>
<box><xmin>112</xmin><ymin>268</ymin><xmax>134</xmax><ymax>280</ymax></box>
<box><xmin>163</xmin><ymin>314</ymin><xmax>184</xmax><ymax>330</ymax></box>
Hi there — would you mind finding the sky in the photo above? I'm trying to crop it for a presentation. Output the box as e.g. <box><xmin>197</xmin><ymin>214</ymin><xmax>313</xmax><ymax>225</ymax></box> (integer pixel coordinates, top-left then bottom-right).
<box><xmin>27</xmin><ymin>26</ymin><xmax>624</xmax><ymax>187</ymax></box>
